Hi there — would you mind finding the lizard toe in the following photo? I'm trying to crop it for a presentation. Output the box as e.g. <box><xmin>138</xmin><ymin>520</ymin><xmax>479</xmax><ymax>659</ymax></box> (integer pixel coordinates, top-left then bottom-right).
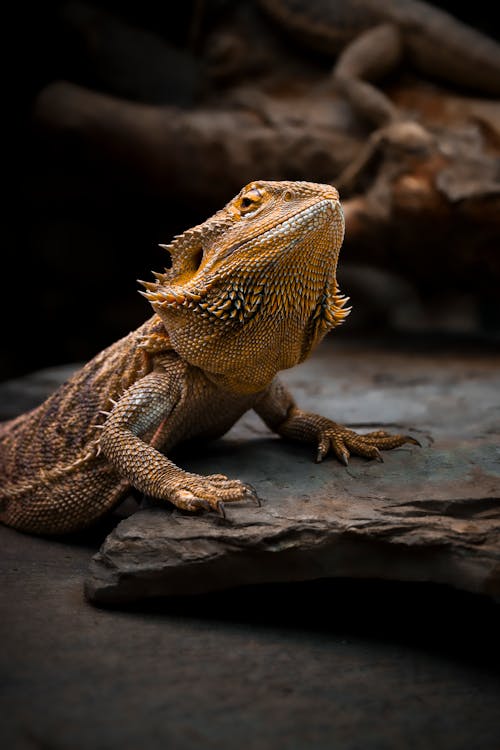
<box><xmin>314</xmin><ymin>423</ymin><xmax>419</xmax><ymax>465</ymax></box>
<box><xmin>170</xmin><ymin>488</ymin><xmax>212</xmax><ymax>513</ymax></box>
<box><xmin>186</xmin><ymin>497</ymin><xmax>212</xmax><ymax>513</ymax></box>
<box><xmin>241</xmin><ymin>482</ymin><xmax>262</xmax><ymax>506</ymax></box>
<box><xmin>206</xmin><ymin>473</ymin><xmax>232</xmax><ymax>482</ymax></box>
<box><xmin>168</xmin><ymin>474</ymin><xmax>256</xmax><ymax>515</ymax></box>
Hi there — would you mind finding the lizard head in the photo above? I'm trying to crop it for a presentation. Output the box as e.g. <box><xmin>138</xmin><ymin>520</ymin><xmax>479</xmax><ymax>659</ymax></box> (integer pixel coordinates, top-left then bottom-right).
<box><xmin>140</xmin><ymin>180</ymin><xmax>349</xmax><ymax>393</ymax></box>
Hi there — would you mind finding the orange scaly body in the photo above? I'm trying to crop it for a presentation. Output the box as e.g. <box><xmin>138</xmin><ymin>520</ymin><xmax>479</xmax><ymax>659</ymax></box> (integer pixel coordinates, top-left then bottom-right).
<box><xmin>0</xmin><ymin>181</ymin><xmax>417</xmax><ymax>534</ymax></box>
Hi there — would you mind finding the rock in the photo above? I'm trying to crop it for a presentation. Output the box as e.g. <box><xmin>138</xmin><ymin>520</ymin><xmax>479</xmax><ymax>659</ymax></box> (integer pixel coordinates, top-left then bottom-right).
<box><xmin>85</xmin><ymin>339</ymin><xmax>500</xmax><ymax>604</ymax></box>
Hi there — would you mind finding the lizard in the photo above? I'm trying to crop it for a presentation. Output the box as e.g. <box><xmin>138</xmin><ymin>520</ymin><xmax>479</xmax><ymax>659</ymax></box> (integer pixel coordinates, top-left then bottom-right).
<box><xmin>0</xmin><ymin>180</ymin><xmax>418</xmax><ymax>535</ymax></box>
<box><xmin>257</xmin><ymin>0</ymin><xmax>500</xmax><ymax>128</ymax></box>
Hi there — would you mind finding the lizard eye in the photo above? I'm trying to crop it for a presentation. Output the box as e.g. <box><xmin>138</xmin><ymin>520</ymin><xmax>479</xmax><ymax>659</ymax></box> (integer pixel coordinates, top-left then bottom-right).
<box><xmin>238</xmin><ymin>186</ymin><xmax>265</xmax><ymax>215</ymax></box>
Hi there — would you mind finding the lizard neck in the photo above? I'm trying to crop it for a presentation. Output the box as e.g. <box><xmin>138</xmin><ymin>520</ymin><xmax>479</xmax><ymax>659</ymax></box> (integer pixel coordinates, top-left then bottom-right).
<box><xmin>173</xmin><ymin>315</ymin><xmax>320</xmax><ymax>395</ymax></box>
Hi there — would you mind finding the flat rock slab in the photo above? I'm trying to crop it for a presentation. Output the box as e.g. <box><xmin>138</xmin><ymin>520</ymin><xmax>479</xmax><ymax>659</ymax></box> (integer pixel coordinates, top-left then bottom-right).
<box><xmin>85</xmin><ymin>341</ymin><xmax>500</xmax><ymax>604</ymax></box>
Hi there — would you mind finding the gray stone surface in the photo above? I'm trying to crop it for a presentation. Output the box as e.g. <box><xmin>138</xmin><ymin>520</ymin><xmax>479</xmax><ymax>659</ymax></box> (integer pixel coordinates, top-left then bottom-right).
<box><xmin>84</xmin><ymin>340</ymin><xmax>500</xmax><ymax>604</ymax></box>
<box><xmin>1</xmin><ymin>340</ymin><xmax>500</xmax><ymax>749</ymax></box>
<box><xmin>2</xmin><ymin>522</ymin><xmax>500</xmax><ymax>750</ymax></box>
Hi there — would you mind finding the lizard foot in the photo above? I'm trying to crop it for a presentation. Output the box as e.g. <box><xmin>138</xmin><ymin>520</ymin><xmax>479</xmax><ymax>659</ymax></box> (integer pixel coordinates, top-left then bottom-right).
<box><xmin>316</xmin><ymin>426</ymin><xmax>420</xmax><ymax>466</ymax></box>
<box><xmin>169</xmin><ymin>473</ymin><xmax>261</xmax><ymax>518</ymax></box>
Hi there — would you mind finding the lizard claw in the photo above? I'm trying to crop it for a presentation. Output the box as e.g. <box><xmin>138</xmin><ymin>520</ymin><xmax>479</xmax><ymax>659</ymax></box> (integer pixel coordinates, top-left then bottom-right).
<box><xmin>186</xmin><ymin>497</ymin><xmax>212</xmax><ymax>513</ymax></box>
<box><xmin>214</xmin><ymin>500</ymin><xmax>226</xmax><ymax>519</ymax></box>
<box><xmin>316</xmin><ymin>436</ymin><xmax>330</xmax><ymax>463</ymax></box>
<box><xmin>314</xmin><ymin>422</ymin><xmax>419</xmax><ymax>465</ymax></box>
<box><xmin>242</xmin><ymin>482</ymin><xmax>262</xmax><ymax>506</ymax></box>
<box><xmin>405</xmin><ymin>436</ymin><xmax>421</xmax><ymax>447</ymax></box>
<box><xmin>168</xmin><ymin>475</ymin><xmax>262</xmax><ymax>517</ymax></box>
<box><xmin>338</xmin><ymin>449</ymin><xmax>350</xmax><ymax>466</ymax></box>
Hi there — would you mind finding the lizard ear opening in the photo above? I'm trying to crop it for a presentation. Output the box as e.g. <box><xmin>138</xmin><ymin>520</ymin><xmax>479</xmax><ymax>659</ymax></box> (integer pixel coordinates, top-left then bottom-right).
<box><xmin>157</xmin><ymin>240</ymin><xmax>204</xmax><ymax>280</ymax></box>
<box><xmin>192</xmin><ymin>248</ymin><xmax>204</xmax><ymax>271</ymax></box>
<box><xmin>177</xmin><ymin>245</ymin><xmax>204</xmax><ymax>277</ymax></box>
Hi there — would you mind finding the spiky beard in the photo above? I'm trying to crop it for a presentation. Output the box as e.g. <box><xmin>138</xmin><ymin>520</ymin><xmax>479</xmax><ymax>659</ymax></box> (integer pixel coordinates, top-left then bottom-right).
<box><xmin>138</xmin><ymin>185</ymin><xmax>350</xmax><ymax>391</ymax></box>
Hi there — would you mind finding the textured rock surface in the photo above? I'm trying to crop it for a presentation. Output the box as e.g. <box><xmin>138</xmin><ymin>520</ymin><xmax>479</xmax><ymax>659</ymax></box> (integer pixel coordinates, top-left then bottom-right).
<box><xmin>84</xmin><ymin>340</ymin><xmax>500</xmax><ymax>604</ymax></box>
<box><xmin>1</xmin><ymin>345</ymin><xmax>499</xmax><ymax>750</ymax></box>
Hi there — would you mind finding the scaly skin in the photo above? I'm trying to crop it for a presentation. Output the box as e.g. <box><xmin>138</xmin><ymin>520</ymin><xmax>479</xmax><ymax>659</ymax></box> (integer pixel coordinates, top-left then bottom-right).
<box><xmin>0</xmin><ymin>180</ymin><xmax>418</xmax><ymax>535</ymax></box>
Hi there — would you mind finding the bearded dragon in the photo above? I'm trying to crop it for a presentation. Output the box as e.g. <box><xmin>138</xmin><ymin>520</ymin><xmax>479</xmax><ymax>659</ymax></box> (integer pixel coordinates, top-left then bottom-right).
<box><xmin>0</xmin><ymin>181</ymin><xmax>417</xmax><ymax>535</ymax></box>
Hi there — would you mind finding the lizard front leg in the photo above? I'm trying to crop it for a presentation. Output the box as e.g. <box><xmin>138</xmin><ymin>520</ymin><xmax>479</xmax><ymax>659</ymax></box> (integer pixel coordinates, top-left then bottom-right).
<box><xmin>254</xmin><ymin>377</ymin><xmax>419</xmax><ymax>466</ymax></box>
<box><xmin>99</xmin><ymin>371</ymin><xmax>258</xmax><ymax>517</ymax></box>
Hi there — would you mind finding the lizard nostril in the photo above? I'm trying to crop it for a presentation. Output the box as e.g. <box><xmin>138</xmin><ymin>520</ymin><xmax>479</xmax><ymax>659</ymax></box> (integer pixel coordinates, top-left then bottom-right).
<box><xmin>283</xmin><ymin>190</ymin><xmax>293</xmax><ymax>201</ymax></box>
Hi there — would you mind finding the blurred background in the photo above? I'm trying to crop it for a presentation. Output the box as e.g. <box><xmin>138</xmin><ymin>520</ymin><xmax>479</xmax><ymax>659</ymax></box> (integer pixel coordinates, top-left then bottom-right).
<box><xmin>4</xmin><ymin>0</ymin><xmax>500</xmax><ymax>381</ymax></box>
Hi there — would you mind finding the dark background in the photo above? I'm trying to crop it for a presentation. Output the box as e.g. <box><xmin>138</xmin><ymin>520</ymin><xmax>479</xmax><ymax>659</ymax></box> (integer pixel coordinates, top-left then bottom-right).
<box><xmin>3</xmin><ymin>1</ymin><xmax>500</xmax><ymax>382</ymax></box>
<box><xmin>1</xmin><ymin>6</ymin><xmax>499</xmax><ymax>748</ymax></box>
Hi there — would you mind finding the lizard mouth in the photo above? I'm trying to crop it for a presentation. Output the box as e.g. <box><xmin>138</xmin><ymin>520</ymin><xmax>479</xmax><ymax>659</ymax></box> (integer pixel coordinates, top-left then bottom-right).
<box><xmin>211</xmin><ymin>197</ymin><xmax>343</xmax><ymax>266</ymax></box>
